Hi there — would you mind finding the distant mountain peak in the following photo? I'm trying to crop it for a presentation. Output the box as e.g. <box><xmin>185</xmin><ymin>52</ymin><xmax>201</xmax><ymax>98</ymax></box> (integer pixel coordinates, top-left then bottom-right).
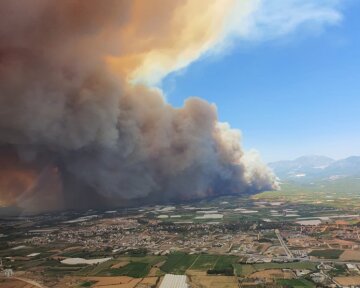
<box><xmin>294</xmin><ymin>155</ymin><xmax>334</xmax><ymax>162</ymax></box>
<box><xmin>269</xmin><ymin>155</ymin><xmax>334</xmax><ymax>170</ymax></box>
<box><xmin>269</xmin><ymin>155</ymin><xmax>360</xmax><ymax>181</ymax></box>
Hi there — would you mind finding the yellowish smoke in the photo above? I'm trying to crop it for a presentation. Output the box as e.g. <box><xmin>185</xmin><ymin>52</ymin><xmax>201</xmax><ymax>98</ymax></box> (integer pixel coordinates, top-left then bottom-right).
<box><xmin>103</xmin><ymin>0</ymin><xmax>262</xmax><ymax>86</ymax></box>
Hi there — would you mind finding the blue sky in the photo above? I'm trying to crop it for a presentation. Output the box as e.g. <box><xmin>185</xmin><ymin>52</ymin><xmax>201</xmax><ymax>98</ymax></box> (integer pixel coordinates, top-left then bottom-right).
<box><xmin>161</xmin><ymin>1</ymin><xmax>360</xmax><ymax>162</ymax></box>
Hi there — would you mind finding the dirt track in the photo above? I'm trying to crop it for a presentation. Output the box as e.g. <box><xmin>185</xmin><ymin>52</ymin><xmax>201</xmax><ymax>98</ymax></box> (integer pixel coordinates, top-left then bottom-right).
<box><xmin>0</xmin><ymin>277</ymin><xmax>46</xmax><ymax>288</ymax></box>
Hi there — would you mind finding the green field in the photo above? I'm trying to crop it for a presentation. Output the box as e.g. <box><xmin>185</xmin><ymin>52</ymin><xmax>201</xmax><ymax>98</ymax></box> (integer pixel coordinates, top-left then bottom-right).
<box><xmin>190</xmin><ymin>254</ymin><xmax>219</xmax><ymax>270</ymax></box>
<box><xmin>71</xmin><ymin>254</ymin><xmax>318</xmax><ymax>278</ymax></box>
<box><xmin>46</xmin><ymin>266</ymin><xmax>84</xmax><ymax>276</ymax></box>
<box><xmin>83</xmin><ymin>261</ymin><xmax>151</xmax><ymax>278</ymax></box>
<box><xmin>71</xmin><ymin>259</ymin><xmax>119</xmax><ymax>277</ymax></box>
<box><xmin>159</xmin><ymin>254</ymin><xmax>241</xmax><ymax>275</ymax></box>
<box><xmin>118</xmin><ymin>255</ymin><xmax>166</xmax><ymax>265</ymax></box>
<box><xmin>74</xmin><ymin>256</ymin><xmax>166</xmax><ymax>277</ymax></box>
<box><xmin>309</xmin><ymin>249</ymin><xmax>343</xmax><ymax>259</ymax></box>
<box><xmin>108</xmin><ymin>262</ymin><xmax>150</xmax><ymax>278</ymax></box>
<box><xmin>160</xmin><ymin>253</ymin><xmax>198</xmax><ymax>274</ymax></box>
<box><xmin>213</xmin><ymin>255</ymin><xmax>239</xmax><ymax>270</ymax></box>
<box><xmin>277</xmin><ymin>278</ymin><xmax>315</xmax><ymax>288</ymax></box>
<box><xmin>204</xmin><ymin>255</ymin><xmax>239</xmax><ymax>276</ymax></box>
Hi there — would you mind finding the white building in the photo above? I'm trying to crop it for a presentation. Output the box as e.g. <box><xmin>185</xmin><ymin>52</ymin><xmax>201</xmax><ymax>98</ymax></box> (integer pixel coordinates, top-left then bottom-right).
<box><xmin>159</xmin><ymin>274</ymin><xmax>189</xmax><ymax>288</ymax></box>
<box><xmin>3</xmin><ymin>269</ymin><xmax>13</xmax><ymax>277</ymax></box>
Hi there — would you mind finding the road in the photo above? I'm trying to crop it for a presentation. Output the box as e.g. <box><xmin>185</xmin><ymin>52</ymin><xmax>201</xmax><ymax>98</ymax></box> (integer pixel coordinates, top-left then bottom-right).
<box><xmin>275</xmin><ymin>229</ymin><xmax>294</xmax><ymax>259</ymax></box>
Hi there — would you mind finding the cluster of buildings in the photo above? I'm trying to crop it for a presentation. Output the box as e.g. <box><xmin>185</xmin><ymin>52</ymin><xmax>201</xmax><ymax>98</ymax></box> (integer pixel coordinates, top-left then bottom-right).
<box><xmin>2</xmin><ymin>201</ymin><xmax>360</xmax><ymax>287</ymax></box>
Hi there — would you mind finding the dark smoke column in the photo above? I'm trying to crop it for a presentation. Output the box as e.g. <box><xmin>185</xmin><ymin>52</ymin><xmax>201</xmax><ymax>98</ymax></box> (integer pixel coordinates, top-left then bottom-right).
<box><xmin>0</xmin><ymin>0</ymin><xmax>277</xmax><ymax>213</ymax></box>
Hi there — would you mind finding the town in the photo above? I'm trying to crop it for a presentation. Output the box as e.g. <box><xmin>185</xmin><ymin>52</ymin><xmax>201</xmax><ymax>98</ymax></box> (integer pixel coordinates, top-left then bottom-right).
<box><xmin>2</xmin><ymin>195</ymin><xmax>360</xmax><ymax>287</ymax></box>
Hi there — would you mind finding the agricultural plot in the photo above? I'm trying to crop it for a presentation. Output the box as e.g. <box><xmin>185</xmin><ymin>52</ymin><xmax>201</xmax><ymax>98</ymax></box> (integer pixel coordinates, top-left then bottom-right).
<box><xmin>79</xmin><ymin>280</ymin><xmax>97</xmax><ymax>287</ymax></box>
<box><xmin>107</xmin><ymin>262</ymin><xmax>150</xmax><ymax>278</ymax></box>
<box><xmin>254</xmin><ymin>179</ymin><xmax>360</xmax><ymax>211</ymax></box>
<box><xmin>234</xmin><ymin>262</ymin><xmax>317</xmax><ymax>277</ymax></box>
<box><xmin>77</xmin><ymin>260</ymin><xmax>151</xmax><ymax>278</ymax></box>
<box><xmin>74</xmin><ymin>256</ymin><xmax>165</xmax><ymax>277</ymax></box>
<box><xmin>117</xmin><ymin>255</ymin><xmax>166</xmax><ymax>266</ymax></box>
<box><xmin>190</xmin><ymin>254</ymin><xmax>219</xmax><ymax>270</ymax></box>
<box><xmin>0</xmin><ymin>278</ymin><xmax>39</xmax><ymax>288</ymax></box>
<box><xmin>213</xmin><ymin>255</ymin><xmax>239</xmax><ymax>270</ymax></box>
<box><xmin>340</xmin><ymin>250</ymin><xmax>360</xmax><ymax>261</ymax></box>
<box><xmin>60</xmin><ymin>249</ymin><xmax>111</xmax><ymax>259</ymax></box>
<box><xmin>46</xmin><ymin>265</ymin><xmax>85</xmax><ymax>276</ymax></box>
<box><xmin>277</xmin><ymin>278</ymin><xmax>315</xmax><ymax>288</ymax></box>
<box><xmin>234</xmin><ymin>264</ymin><xmax>256</xmax><ymax>277</ymax></box>
<box><xmin>253</xmin><ymin>261</ymin><xmax>317</xmax><ymax>271</ymax></box>
<box><xmin>309</xmin><ymin>249</ymin><xmax>343</xmax><ymax>259</ymax></box>
<box><xmin>189</xmin><ymin>275</ymin><xmax>238</xmax><ymax>288</ymax></box>
<box><xmin>83</xmin><ymin>260</ymin><xmax>118</xmax><ymax>276</ymax></box>
<box><xmin>73</xmin><ymin>276</ymin><xmax>142</xmax><ymax>288</ymax></box>
<box><xmin>160</xmin><ymin>253</ymin><xmax>198</xmax><ymax>274</ymax></box>
<box><xmin>334</xmin><ymin>276</ymin><xmax>360</xmax><ymax>287</ymax></box>
<box><xmin>249</xmin><ymin>269</ymin><xmax>294</xmax><ymax>281</ymax></box>
<box><xmin>206</xmin><ymin>255</ymin><xmax>240</xmax><ymax>276</ymax></box>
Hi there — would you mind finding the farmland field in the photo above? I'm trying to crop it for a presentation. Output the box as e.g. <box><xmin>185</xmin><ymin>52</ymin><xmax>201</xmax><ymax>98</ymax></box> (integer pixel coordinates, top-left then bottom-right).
<box><xmin>106</xmin><ymin>262</ymin><xmax>150</xmax><ymax>278</ymax></box>
<box><xmin>160</xmin><ymin>253</ymin><xmax>198</xmax><ymax>274</ymax></box>
<box><xmin>76</xmin><ymin>260</ymin><xmax>119</xmax><ymax>276</ymax></box>
<box><xmin>253</xmin><ymin>261</ymin><xmax>317</xmax><ymax>271</ymax></box>
<box><xmin>340</xmin><ymin>250</ymin><xmax>360</xmax><ymax>261</ymax></box>
<box><xmin>191</xmin><ymin>254</ymin><xmax>219</xmax><ymax>270</ymax></box>
<box><xmin>234</xmin><ymin>264</ymin><xmax>256</xmax><ymax>277</ymax></box>
<box><xmin>79</xmin><ymin>280</ymin><xmax>97</xmax><ymax>287</ymax></box>
<box><xmin>213</xmin><ymin>255</ymin><xmax>239</xmax><ymax>271</ymax></box>
<box><xmin>249</xmin><ymin>269</ymin><xmax>294</xmax><ymax>281</ymax></box>
<box><xmin>277</xmin><ymin>278</ymin><xmax>315</xmax><ymax>288</ymax></box>
<box><xmin>234</xmin><ymin>262</ymin><xmax>316</xmax><ymax>277</ymax></box>
<box><xmin>70</xmin><ymin>276</ymin><xmax>142</xmax><ymax>288</ymax></box>
<box><xmin>334</xmin><ymin>276</ymin><xmax>360</xmax><ymax>286</ymax></box>
<box><xmin>0</xmin><ymin>278</ymin><xmax>39</xmax><ymax>288</ymax></box>
<box><xmin>117</xmin><ymin>255</ymin><xmax>166</xmax><ymax>266</ymax></box>
<box><xmin>188</xmin><ymin>275</ymin><xmax>238</xmax><ymax>288</ymax></box>
<box><xmin>254</xmin><ymin>179</ymin><xmax>360</xmax><ymax>211</ymax></box>
<box><xmin>309</xmin><ymin>249</ymin><xmax>344</xmax><ymax>259</ymax></box>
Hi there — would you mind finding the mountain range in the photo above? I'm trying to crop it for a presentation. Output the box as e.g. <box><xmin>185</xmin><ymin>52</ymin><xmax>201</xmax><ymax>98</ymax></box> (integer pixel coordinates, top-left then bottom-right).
<box><xmin>269</xmin><ymin>155</ymin><xmax>360</xmax><ymax>182</ymax></box>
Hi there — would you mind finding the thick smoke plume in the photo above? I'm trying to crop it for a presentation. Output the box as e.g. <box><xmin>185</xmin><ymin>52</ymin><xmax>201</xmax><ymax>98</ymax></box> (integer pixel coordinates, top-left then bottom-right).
<box><xmin>0</xmin><ymin>0</ymin><xmax>276</xmax><ymax>213</ymax></box>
